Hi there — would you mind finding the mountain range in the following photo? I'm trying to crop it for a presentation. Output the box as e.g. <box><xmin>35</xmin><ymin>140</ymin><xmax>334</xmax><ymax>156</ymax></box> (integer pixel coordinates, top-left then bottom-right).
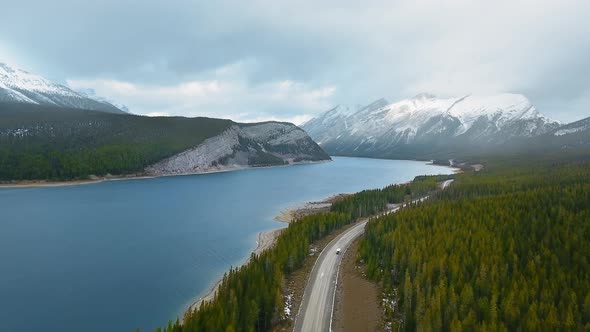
<box><xmin>0</xmin><ymin>63</ymin><xmax>125</xmax><ymax>114</ymax></box>
<box><xmin>2</xmin><ymin>61</ymin><xmax>589</xmax><ymax>180</ymax></box>
<box><xmin>302</xmin><ymin>93</ymin><xmax>589</xmax><ymax>160</ymax></box>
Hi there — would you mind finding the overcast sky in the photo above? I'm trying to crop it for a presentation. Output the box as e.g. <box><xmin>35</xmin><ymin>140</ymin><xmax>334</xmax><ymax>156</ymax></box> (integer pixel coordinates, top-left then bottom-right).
<box><xmin>1</xmin><ymin>0</ymin><xmax>589</xmax><ymax>123</ymax></box>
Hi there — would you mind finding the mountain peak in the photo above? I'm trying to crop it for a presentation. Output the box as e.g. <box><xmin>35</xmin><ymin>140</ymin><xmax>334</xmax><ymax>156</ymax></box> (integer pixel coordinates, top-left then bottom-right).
<box><xmin>302</xmin><ymin>93</ymin><xmax>560</xmax><ymax>157</ymax></box>
<box><xmin>0</xmin><ymin>62</ymin><xmax>126</xmax><ymax>114</ymax></box>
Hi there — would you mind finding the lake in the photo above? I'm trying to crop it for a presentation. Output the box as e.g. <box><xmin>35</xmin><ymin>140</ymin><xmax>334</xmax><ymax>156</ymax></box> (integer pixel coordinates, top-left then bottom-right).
<box><xmin>0</xmin><ymin>157</ymin><xmax>453</xmax><ymax>332</ymax></box>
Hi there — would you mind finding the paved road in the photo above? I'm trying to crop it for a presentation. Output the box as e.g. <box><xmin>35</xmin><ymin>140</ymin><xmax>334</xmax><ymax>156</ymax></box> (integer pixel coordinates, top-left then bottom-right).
<box><xmin>293</xmin><ymin>179</ymin><xmax>454</xmax><ymax>331</ymax></box>
<box><xmin>441</xmin><ymin>179</ymin><xmax>454</xmax><ymax>190</ymax></box>
<box><xmin>293</xmin><ymin>219</ymin><xmax>370</xmax><ymax>332</ymax></box>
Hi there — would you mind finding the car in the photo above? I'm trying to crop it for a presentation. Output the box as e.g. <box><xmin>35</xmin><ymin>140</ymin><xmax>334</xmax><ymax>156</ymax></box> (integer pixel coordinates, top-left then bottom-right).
<box><xmin>336</xmin><ymin>248</ymin><xmax>341</xmax><ymax>255</ymax></box>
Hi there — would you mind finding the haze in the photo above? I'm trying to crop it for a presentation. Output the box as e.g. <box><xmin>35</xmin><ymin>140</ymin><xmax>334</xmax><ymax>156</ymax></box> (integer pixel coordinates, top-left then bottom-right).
<box><xmin>1</xmin><ymin>0</ymin><xmax>589</xmax><ymax>123</ymax></box>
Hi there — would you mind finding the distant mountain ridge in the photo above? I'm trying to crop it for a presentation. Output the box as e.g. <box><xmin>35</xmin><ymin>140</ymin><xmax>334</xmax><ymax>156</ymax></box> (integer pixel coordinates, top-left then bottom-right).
<box><xmin>302</xmin><ymin>93</ymin><xmax>561</xmax><ymax>159</ymax></box>
<box><xmin>552</xmin><ymin>116</ymin><xmax>590</xmax><ymax>137</ymax></box>
<box><xmin>0</xmin><ymin>63</ymin><xmax>125</xmax><ymax>114</ymax></box>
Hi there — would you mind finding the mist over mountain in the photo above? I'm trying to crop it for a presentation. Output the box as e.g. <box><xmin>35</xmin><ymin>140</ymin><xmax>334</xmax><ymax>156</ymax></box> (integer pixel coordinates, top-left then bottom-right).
<box><xmin>303</xmin><ymin>93</ymin><xmax>566</xmax><ymax>159</ymax></box>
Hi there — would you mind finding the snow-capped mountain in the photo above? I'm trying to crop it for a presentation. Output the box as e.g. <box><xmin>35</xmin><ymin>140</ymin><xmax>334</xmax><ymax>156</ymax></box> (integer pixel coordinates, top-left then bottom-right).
<box><xmin>302</xmin><ymin>93</ymin><xmax>560</xmax><ymax>158</ymax></box>
<box><xmin>0</xmin><ymin>63</ymin><xmax>125</xmax><ymax>114</ymax></box>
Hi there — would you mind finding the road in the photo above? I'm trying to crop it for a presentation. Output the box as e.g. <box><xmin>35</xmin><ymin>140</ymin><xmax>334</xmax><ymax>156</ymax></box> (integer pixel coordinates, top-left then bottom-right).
<box><xmin>293</xmin><ymin>219</ymin><xmax>370</xmax><ymax>332</ymax></box>
<box><xmin>293</xmin><ymin>179</ymin><xmax>453</xmax><ymax>331</ymax></box>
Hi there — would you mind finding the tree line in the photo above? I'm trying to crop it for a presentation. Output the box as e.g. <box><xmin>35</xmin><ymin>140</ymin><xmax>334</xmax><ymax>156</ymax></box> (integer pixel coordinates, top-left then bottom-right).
<box><xmin>331</xmin><ymin>174</ymin><xmax>451</xmax><ymax>219</ymax></box>
<box><xmin>359</xmin><ymin>161</ymin><xmax>590</xmax><ymax>330</ymax></box>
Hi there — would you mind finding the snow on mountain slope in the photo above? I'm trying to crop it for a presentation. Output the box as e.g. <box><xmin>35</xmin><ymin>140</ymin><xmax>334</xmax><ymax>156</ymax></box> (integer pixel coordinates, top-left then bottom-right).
<box><xmin>302</xmin><ymin>93</ymin><xmax>560</xmax><ymax>158</ymax></box>
<box><xmin>0</xmin><ymin>63</ymin><xmax>125</xmax><ymax>114</ymax></box>
<box><xmin>552</xmin><ymin>116</ymin><xmax>590</xmax><ymax>136</ymax></box>
<box><xmin>302</xmin><ymin>98</ymin><xmax>389</xmax><ymax>145</ymax></box>
<box><xmin>0</xmin><ymin>80</ymin><xmax>38</xmax><ymax>103</ymax></box>
<box><xmin>75</xmin><ymin>88</ymin><xmax>130</xmax><ymax>113</ymax></box>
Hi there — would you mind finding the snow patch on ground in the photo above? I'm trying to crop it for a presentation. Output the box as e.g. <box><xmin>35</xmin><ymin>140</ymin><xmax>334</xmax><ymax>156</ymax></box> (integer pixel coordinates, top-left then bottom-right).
<box><xmin>283</xmin><ymin>293</ymin><xmax>294</xmax><ymax>319</ymax></box>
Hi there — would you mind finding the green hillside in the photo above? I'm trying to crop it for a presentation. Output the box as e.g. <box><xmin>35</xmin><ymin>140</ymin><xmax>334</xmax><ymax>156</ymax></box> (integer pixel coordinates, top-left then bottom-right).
<box><xmin>0</xmin><ymin>103</ymin><xmax>233</xmax><ymax>181</ymax></box>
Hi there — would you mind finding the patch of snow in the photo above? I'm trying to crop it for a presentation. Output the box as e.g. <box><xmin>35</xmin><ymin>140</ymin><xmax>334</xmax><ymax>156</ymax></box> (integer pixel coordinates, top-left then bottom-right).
<box><xmin>283</xmin><ymin>293</ymin><xmax>294</xmax><ymax>319</ymax></box>
<box><xmin>0</xmin><ymin>63</ymin><xmax>79</xmax><ymax>96</ymax></box>
<box><xmin>0</xmin><ymin>62</ymin><xmax>125</xmax><ymax>113</ymax></box>
<box><xmin>554</xmin><ymin>126</ymin><xmax>588</xmax><ymax>136</ymax></box>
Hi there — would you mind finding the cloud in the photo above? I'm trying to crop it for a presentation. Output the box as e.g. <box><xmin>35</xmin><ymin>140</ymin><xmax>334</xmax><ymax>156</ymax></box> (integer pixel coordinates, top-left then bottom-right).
<box><xmin>3</xmin><ymin>0</ymin><xmax>590</xmax><ymax>122</ymax></box>
<box><xmin>67</xmin><ymin>62</ymin><xmax>336</xmax><ymax>124</ymax></box>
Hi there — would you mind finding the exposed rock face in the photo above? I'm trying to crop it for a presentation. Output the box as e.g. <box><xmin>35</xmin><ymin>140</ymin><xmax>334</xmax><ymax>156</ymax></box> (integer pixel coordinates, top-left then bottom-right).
<box><xmin>146</xmin><ymin>122</ymin><xmax>330</xmax><ymax>176</ymax></box>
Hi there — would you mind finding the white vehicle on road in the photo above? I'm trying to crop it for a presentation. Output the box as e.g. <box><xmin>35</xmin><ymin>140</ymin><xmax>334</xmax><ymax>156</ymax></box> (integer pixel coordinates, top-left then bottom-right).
<box><xmin>336</xmin><ymin>248</ymin><xmax>341</xmax><ymax>255</ymax></box>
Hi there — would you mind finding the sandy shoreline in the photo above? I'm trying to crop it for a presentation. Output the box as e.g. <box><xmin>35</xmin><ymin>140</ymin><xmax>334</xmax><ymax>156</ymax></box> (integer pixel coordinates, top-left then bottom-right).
<box><xmin>274</xmin><ymin>194</ymin><xmax>349</xmax><ymax>222</ymax></box>
<box><xmin>0</xmin><ymin>160</ymin><xmax>330</xmax><ymax>189</ymax></box>
<box><xmin>0</xmin><ymin>175</ymin><xmax>157</xmax><ymax>188</ymax></box>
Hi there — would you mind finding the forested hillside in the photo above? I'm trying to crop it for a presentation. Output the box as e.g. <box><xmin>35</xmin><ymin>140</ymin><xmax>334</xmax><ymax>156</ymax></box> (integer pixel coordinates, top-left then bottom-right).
<box><xmin>148</xmin><ymin>176</ymin><xmax>449</xmax><ymax>332</ymax></box>
<box><xmin>0</xmin><ymin>103</ymin><xmax>233</xmax><ymax>180</ymax></box>
<box><xmin>359</xmin><ymin>162</ymin><xmax>590</xmax><ymax>330</ymax></box>
<box><xmin>0</xmin><ymin>104</ymin><xmax>329</xmax><ymax>181</ymax></box>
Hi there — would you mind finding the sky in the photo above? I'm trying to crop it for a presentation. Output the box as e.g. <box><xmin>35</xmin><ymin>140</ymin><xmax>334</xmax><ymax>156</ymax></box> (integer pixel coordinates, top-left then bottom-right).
<box><xmin>1</xmin><ymin>0</ymin><xmax>589</xmax><ymax>124</ymax></box>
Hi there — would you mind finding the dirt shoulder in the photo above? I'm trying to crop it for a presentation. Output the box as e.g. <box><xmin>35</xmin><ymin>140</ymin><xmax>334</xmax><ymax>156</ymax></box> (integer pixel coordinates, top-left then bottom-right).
<box><xmin>274</xmin><ymin>220</ymin><xmax>357</xmax><ymax>331</ymax></box>
<box><xmin>332</xmin><ymin>238</ymin><xmax>382</xmax><ymax>332</ymax></box>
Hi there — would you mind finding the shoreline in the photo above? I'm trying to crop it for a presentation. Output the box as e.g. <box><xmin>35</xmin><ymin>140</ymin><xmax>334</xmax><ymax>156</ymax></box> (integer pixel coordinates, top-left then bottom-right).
<box><xmin>2</xmin><ymin>158</ymin><xmax>460</xmax><ymax>326</ymax></box>
<box><xmin>0</xmin><ymin>157</ymin><xmax>467</xmax><ymax>189</ymax></box>
<box><xmin>184</xmin><ymin>227</ymin><xmax>284</xmax><ymax>315</ymax></box>
<box><xmin>182</xmin><ymin>193</ymin><xmax>342</xmax><ymax>318</ymax></box>
<box><xmin>0</xmin><ymin>159</ymin><xmax>331</xmax><ymax>189</ymax></box>
<box><xmin>273</xmin><ymin>194</ymin><xmax>349</xmax><ymax>222</ymax></box>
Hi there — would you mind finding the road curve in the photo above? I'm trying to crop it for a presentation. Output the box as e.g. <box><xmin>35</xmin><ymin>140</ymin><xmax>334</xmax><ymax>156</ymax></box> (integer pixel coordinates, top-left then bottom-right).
<box><xmin>293</xmin><ymin>180</ymin><xmax>453</xmax><ymax>331</ymax></box>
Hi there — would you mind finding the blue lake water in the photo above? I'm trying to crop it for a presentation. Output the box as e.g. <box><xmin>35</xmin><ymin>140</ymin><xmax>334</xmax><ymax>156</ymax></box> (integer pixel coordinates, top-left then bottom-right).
<box><xmin>0</xmin><ymin>157</ymin><xmax>453</xmax><ymax>332</ymax></box>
